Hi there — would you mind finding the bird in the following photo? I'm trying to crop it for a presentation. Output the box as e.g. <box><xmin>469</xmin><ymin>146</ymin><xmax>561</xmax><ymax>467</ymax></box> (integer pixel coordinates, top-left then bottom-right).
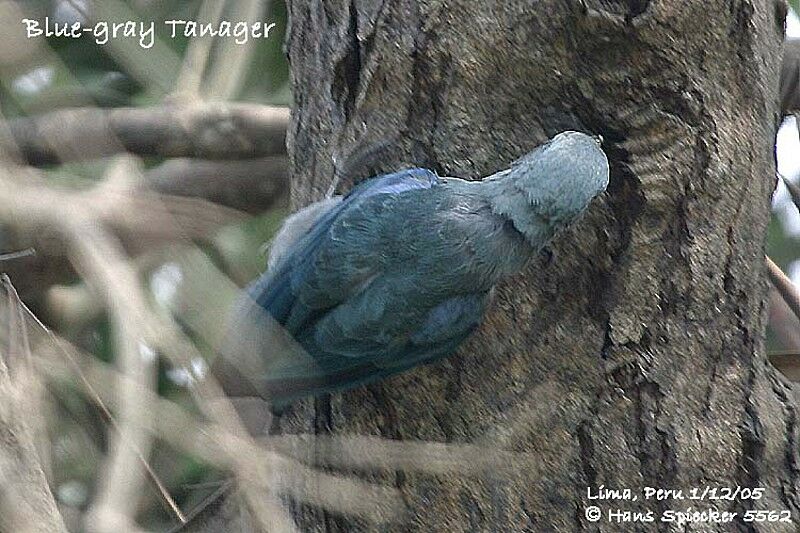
<box><xmin>211</xmin><ymin>131</ymin><xmax>610</xmax><ymax>408</ymax></box>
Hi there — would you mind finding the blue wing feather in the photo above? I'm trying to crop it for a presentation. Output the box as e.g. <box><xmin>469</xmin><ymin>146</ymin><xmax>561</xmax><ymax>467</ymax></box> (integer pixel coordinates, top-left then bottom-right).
<box><xmin>233</xmin><ymin>167</ymin><xmax>500</xmax><ymax>402</ymax></box>
<box><xmin>248</xmin><ymin>168</ymin><xmax>437</xmax><ymax>329</ymax></box>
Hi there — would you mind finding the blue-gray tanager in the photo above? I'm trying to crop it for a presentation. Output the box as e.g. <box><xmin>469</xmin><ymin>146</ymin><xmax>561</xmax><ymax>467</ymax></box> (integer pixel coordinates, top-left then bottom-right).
<box><xmin>213</xmin><ymin>131</ymin><xmax>609</xmax><ymax>406</ymax></box>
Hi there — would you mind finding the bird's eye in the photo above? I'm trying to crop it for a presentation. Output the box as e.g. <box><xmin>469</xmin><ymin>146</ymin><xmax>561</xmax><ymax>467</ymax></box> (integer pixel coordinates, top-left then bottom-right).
<box><xmin>594</xmin><ymin>135</ymin><xmax>604</xmax><ymax>145</ymax></box>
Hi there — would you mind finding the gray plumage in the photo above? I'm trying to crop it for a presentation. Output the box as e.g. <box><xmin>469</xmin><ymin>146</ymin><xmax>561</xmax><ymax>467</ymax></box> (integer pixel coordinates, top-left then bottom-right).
<box><xmin>213</xmin><ymin>131</ymin><xmax>609</xmax><ymax>405</ymax></box>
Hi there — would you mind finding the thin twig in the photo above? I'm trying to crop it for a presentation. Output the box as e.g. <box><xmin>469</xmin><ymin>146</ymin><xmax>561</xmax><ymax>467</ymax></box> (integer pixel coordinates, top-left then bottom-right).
<box><xmin>174</xmin><ymin>0</ymin><xmax>227</xmax><ymax>97</ymax></box>
<box><xmin>3</xmin><ymin>276</ymin><xmax>187</xmax><ymax>525</ymax></box>
<box><xmin>66</xmin><ymin>160</ymin><xmax>167</xmax><ymax>531</ymax></box>
<box><xmin>0</xmin><ymin>280</ymin><xmax>69</xmax><ymax>533</ymax></box>
<box><xmin>767</xmin><ymin>255</ymin><xmax>800</xmax><ymax>324</ymax></box>
<box><xmin>203</xmin><ymin>0</ymin><xmax>267</xmax><ymax>100</ymax></box>
<box><xmin>33</xmin><ymin>334</ymin><xmax>404</xmax><ymax>523</ymax></box>
<box><xmin>0</xmin><ymin>248</ymin><xmax>36</xmax><ymax>262</ymax></box>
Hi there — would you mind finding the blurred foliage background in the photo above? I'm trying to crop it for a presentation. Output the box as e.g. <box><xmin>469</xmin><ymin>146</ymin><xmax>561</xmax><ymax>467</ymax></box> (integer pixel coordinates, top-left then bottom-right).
<box><xmin>0</xmin><ymin>0</ymin><xmax>799</xmax><ymax>531</ymax></box>
<box><xmin>0</xmin><ymin>0</ymin><xmax>292</xmax><ymax>530</ymax></box>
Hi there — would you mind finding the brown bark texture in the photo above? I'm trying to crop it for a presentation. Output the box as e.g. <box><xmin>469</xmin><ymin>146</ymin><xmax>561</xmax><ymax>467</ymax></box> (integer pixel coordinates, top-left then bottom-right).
<box><xmin>198</xmin><ymin>0</ymin><xmax>795</xmax><ymax>531</ymax></box>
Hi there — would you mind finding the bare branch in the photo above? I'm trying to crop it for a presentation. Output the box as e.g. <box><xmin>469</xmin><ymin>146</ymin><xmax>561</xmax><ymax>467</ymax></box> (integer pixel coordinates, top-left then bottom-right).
<box><xmin>0</xmin><ymin>248</ymin><xmax>36</xmax><ymax>261</ymax></box>
<box><xmin>96</xmin><ymin>192</ymin><xmax>247</xmax><ymax>250</ymax></box>
<box><xmin>262</xmin><ymin>434</ymin><xmax>548</xmax><ymax>477</ymax></box>
<box><xmin>0</xmin><ymin>159</ymin><xmax>245</xmax><ymax>317</ymax></box>
<box><xmin>203</xmin><ymin>0</ymin><xmax>266</xmax><ymax>100</ymax></box>
<box><xmin>23</xmin><ymin>285</ymin><xmax>186</xmax><ymax>525</ymax></box>
<box><xmin>766</xmin><ymin>259</ymin><xmax>800</xmax><ymax>382</ymax></box>
<box><xmin>767</xmin><ymin>255</ymin><xmax>800</xmax><ymax>325</ymax></box>
<box><xmin>146</xmin><ymin>156</ymin><xmax>289</xmax><ymax>214</ymax></box>
<box><xmin>67</xmin><ymin>215</ymin><xmax>160</xmax><ymax>533</ymax></box>
<box><xmin>4</xmin><ymin>104</ymin><xmax>289</xmax><ymax>166</ymax></box>
<box><xmin>174</xmin><ymin>0</ymin><xmax>227</xmax><ymax>98</ymax></box>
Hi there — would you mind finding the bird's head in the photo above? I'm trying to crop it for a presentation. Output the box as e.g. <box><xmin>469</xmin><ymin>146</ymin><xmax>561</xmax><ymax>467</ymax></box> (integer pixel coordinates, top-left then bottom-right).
<box><xmin>485</xmin><ymin>131</ymin><xmax>610</xmax><ymax>247</ymax></box>
<box><xmin>511</xmin><ymin>131</ymin><xmax>609</xmax><ymax>221</ymax></box>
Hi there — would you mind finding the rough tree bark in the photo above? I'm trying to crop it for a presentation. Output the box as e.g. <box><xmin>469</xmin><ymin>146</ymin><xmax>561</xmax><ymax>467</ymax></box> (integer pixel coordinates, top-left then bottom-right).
<box><xmin>194</xmin><ymin>0</ymin><xmax>795</xmax><ymax>531</ymax></box>
<box><xmin>280</xmin><ymin>0</ymin><xmax>794</xmax><ymax>531</ymax></box>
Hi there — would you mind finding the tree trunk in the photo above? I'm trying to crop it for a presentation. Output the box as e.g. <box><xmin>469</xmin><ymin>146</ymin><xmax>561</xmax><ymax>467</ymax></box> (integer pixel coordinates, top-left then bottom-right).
<box><xmin>192</xmin><ymin>0</ymin><xmax>794</xmax><ymax>531</ymax></box>
<box><xmin>278</xmin><ymin>0</ymin><xmax>795</xmax><ymax>531</ymax></box>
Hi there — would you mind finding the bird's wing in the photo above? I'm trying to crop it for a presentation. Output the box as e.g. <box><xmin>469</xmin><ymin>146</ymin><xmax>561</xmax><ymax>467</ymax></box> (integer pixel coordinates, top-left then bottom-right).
<box><xmin>355</xmin><ymin>291</ymin><xmax>491</xmax><ymax>369</ymax></box>
<box><xmin>250</xmin><ymin>291</ymin><xmax>490</xmax><ymax>403</ymax></box>
<box><xmin>216</xmin><ymin>168</ymin><xmax>439</xmax><ymax>400</ymax></box>
<box><xmin>266</xmin><ymin>196</ymin><xmax>343</xmax><ymax>272</ymax></box>
<box><xmin>249</xmin><ymin>167</ymin><xmax>439</xmax><ymax>330</ymax></box>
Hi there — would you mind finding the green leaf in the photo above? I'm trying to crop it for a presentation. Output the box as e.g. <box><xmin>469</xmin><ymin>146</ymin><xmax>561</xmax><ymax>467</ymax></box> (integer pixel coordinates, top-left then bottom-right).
<box><xmin>790</xmin><ymin>0</ymin><xmax>799</xmax><ymax>16</ymax></box>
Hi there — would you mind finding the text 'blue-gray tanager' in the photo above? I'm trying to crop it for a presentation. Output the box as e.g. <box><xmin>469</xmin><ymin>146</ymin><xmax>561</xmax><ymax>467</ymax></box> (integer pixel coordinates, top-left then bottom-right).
<box><xmin>213</xmin><ymin>131</ymin><xmax>610</xmax><ymax>406</ymax></box>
